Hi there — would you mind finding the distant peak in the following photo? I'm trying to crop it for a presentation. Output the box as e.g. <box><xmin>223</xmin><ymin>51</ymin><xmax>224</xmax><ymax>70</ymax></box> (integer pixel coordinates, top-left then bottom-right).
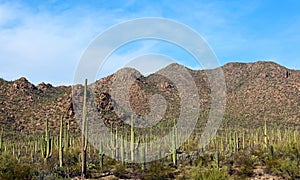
<box><xmin>223</xmin><ymin>62</ymin><xmax>248</xmax><ymax>67</ymax></box>
<box><xmin>114</xmin><ymin>67</ymin><xmax>143</xmax><ymax>78</ymax></box>
<box><xmin>250</xmin><ymin>61</ymin><xmax>290</xmax><ymax>71</ymax></box>
<box><xmin>16</xmin><ymin>77</ymin><xmax>29</xmax><ymax>83</ymax></box>
<box><xmin>156</xmin><ymin>62</ymin><xmax>187</xmax><ymax>72</ymax></box>
<box><xmin>13</xmin><ymin>77</ymin><xmax>34</xmax><ymax>86</ymax></box>
<box><xmin>12</xmin><ymin>77</ymin><xmax>36</xmax><ymax>90</ymax></box>
<box><xmin>165</xmin><ymin>62</ymin><xmax>184</xmax><ymax>68</ymax></box>
<box><xmin>37</xmin><ymin>82</ymin><xmax>53</xmax><ymax>91</ymax></box>
<box><xmin>223</xmin><ymin>61</ymin><xmax>288</xmax><ymax>69</ymax></box>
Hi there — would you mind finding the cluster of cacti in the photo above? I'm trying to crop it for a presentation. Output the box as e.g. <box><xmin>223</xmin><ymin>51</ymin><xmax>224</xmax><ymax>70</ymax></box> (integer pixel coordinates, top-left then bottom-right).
<box><xmin>35</xmin><ymin>116</ymin><xmax>71</xmax><ymax>167</ymax></box>
<box><xmin>41</xmin><ymin>119</ymin><xmax>52</xmax><ymax>164</ymax></box>
<box><xmin>0</xmin><ymin>118</ymin><xmax>298</xmax><ymax>178</ymax></box>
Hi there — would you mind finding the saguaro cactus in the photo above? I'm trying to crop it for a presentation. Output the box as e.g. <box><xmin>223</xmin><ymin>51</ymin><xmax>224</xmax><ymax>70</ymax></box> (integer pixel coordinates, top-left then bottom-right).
<box><xmin>264</xmin><ymin>120</ymin><xmax>268</xmax><ymax>149</ymax></box>
<box><xmin>99</xmin><ymin>141</ymin><xmax>104</xmax><ymax>169</ymax></box>
<box><xmin>141</xmin><ymin>146</ymin><xmax>146</xmax><ymax>170</ymax></box>
<box><xmin>59</xmin><ymin>115</ymin><xmax>64</xmax><ymax>167</ymax></box>
<box><xmin>129</xmin><ymin>117</ymin><xmax>140</xmax><ymax>163</ymax></box>
<box><xmin>130</xmin><ymin>116</ymin><xmax>135</xmax><ymax>162</ymax></box>
<box><xmin>109</xmin><ymin>124</ymin><xmax>115</xmax><ymax>158</ymax></box>
<box><xmin>81</xmin><ymin>79</ymin><xmax>88</xmax><ymax>179</ymax></box>
<box><xmin>215</xmin><ymin>150</ymin><xmax>220</xmax><ymax>169</ymax></box>
<box><xmin>41</xmin><ymin>119</ymin><xmax>52</xmax><ymax>164</ymax></box>
<box><xmin>16</xmin><ymin>148</ymin><xmax>21</xmax><ymax>163</ymax></box>
<box><xmin>269</xmin><ymin>145</ymin><xmax>274</xmax><ymax>160</ymax></box>
<box><xmin>286</xmin><ymin>70</ymin><xmax>290</xmax><ymax>78</ymax></box>
<box><xmin>0</xmin><ymin>128</ymin><xmax>3</xmax><ymax>152</ymax></box>
<box><xmin>64</xmin><ymin>118</ymin><xmax>70</xmax><ymax>150</ymax></box>
<box><xmin>172</xmin><ymin>119</ymin><xmax>178</xmax><ymax>166</ymax></box>
<box><xmin>120</xmin><ymin>135</ymin><xmax>125</xmax><ymax>166</ymax></box>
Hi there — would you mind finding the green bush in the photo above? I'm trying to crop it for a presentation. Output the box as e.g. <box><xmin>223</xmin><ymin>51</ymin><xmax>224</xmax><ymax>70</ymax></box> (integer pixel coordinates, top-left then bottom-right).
<box><xmin>279</xmin><ymin>159</ymin><xmax>299</xmax><ymax>179</ymax></box>
<box><xmin>142</xmin><ymin>161</ymin><xmax>175</xmax><ymax>180</ymax></box>
<box><xmin>113</xmin><ymin>164</ymin><xmax>128</xmax><ymax>179</ymax></box>
<box><xmin>188</xmin><ymin>166</ymin><xmax>230</xmax><ymax>180</ymax></box>
<box><xmin>0</xmin><ymin>153</ymin><xmax>33</xmax><ymax>180</ymax></box>
<box><xmin>234</xmin><ymin>152</ymin><xmax>255</xmax><ymax>177</ymax></box>
<box><xmin>267</xmin><ymin>158</ymin><xmax>300</xmax><ymax>179</ymax></box>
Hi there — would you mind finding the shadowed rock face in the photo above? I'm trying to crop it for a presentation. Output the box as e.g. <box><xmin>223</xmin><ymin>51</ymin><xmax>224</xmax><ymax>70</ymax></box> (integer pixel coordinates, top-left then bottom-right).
<box><xmin>0</xmin><ymin>61</ymin><xmax>299</xmax><ymax>133</ymax></box>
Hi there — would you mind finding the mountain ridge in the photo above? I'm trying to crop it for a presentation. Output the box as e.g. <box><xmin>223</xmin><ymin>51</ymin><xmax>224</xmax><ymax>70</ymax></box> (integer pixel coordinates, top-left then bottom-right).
<box><xmin>0</xmin><ymin>61</ymin><xmax>299</xmax><ymax>134</ymax></box>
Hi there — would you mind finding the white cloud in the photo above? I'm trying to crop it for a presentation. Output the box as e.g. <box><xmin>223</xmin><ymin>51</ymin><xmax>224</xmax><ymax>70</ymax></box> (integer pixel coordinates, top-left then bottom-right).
<box><xmin>98</xmin><ymin>40</ymin><xmax>159</xmax><ymax>78</ymax></box>
<box><xmin>1</xmin><ymin>0</ymin><xmax>299</xmax><ymax>86</ymax></box>
<box><xmin>125</xmin><ymin>54</ymin><xmax>175</xmax><ymax>75</ymax></box>
<box><xmin>0</xmin><ymin>1</ymin><xmax>123</xmax><ymax>85</ymax></box>
<box><xmin>0</xmin><ymin>1</ymin><xmax>168</xmax><ymax>85</ymax></box>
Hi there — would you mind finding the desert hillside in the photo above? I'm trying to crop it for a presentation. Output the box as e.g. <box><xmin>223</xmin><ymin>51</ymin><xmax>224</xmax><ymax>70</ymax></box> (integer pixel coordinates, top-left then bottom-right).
<box><xmin>0</xmin><ymin>61</ymin><xmax>299</xmax><ymax>133</ymax></box>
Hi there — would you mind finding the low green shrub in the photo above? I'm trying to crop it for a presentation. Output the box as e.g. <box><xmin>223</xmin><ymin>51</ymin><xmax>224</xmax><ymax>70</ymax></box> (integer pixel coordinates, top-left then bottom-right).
<box><xmin>267</xmin><ymin>158</ymin><xmax>300</xmax><ymax>179</ymax></box>
<box><xmin>0</xmin><ymin>153</ymin><xmax>34</xmax><ymax>180</ymax></box>
<box><xmin>188</xmin><ymin>166</ymin><xmax>230</xmax><ymax>180</ymax></box>
<box><xmin>141</xmin><ymin>161</ymin><xmax>175</xmax><ymax>180</ymax></box>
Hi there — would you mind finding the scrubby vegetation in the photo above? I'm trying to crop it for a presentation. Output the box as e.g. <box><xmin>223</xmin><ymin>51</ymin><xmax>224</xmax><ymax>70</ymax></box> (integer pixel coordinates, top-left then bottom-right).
<box><xmin>0</xmin><ymin>118</ymin><xmax>299</xmax><ymax>179</ymax></box>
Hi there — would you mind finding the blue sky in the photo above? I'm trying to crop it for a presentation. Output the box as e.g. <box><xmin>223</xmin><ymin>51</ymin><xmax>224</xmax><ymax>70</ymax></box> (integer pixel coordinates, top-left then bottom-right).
<box><xmin>0</xmin><ymin>0</ymin><xmax>300</xmax><ymax>85</ymax></box>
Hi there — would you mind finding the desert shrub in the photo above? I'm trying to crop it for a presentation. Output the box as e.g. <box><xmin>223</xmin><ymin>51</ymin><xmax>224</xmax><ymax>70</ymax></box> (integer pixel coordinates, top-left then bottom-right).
<box><xmin>234</xmin><ymin>152</ymin><xmax>255</xmax><ymax>177</ymax></box>
<box><xmin>188</xmin><ymin>166</ymin><xmax>230</xmax><ymax>180</ymax></box>
<box><xmin>250</xmin><ymin>148</ymin><xmax>268</xmax><ymax>162</ymax></box>
<box><xmin>0</xmin><ymin>153</ymin><xmax>34</xmax><ymax>180</ymax></box>
<box><xmin>141</xmin><ymin>161</ymin><xmax>175</xmax><ymax>180</ymax></box>
<box><xmin>279</xmin><ymin>159</ymin><xmax>299</xmax><ymax>179</ymax></box>
<box><xmin>56</xmin><ymin>150</ymin><xmax>81</xmax><ymax>178</ymax></box>
<box><xmin>195</xmin><ymin>153</ymin><xmax>212</xmax><ymax>167</ymax></box>
<box><xmin>267</xmin><ymin>158</ymin><xmax>300</xmax><ymax>179</ymax></box>
<box><xmin>113</xmin><ymin>164</ymin><xmax>128</xmax><ymax>179</ymax></box>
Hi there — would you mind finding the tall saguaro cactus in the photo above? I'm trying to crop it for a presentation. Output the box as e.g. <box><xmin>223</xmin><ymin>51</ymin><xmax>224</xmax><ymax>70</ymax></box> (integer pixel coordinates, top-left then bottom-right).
<box><xmin>41</xmin><ymin>119</ymin><xmax>52</xmax><ymax>164</ymax></box>
<box><xmin>99</xmin><ymin>141</ymin><xmax>104</xmax><ymax>169</ymax></box>
<box><xmin>130</xmin><ymin>116</ymin><xmax>141</xmax><ymax>163</ymax></box>
<box><xmin>59</xmin><ymin>115</ymin><xmax>64</xmax><ymax>167</ymax></box>
<box><xmin>172</xmin><ymin>119</ymin><xmax>178</xmax><ymax>166</ymax></box>
<box><xmin>215</xmin><ymin>150</ymin><xmax>220</xmax><ymax>169</ymax></box>
<box><xmin>120</xmin><ymin>135</ymin><xmax>125</xmax><ymax>166</ymax></box>
<box><xmin>0</xmin><ymin>128</ymin><xmax>3</xmax><ymax>153</ymax></box>
<box><xmin>130</xmin><ymin>116</ymin><xmax>135</xmax><ymax>162</ymax></box>
<box><xmin>81</xmin><ymin>79</ymin><xmax>88</xmax><ymax>179</ymax></box>
<box><xmin>64</xmin><ymin>118</ymin><xmax>70</xmax><ymax>150</ymax></box>
<box><xmin>264</xmin><ymin>120</ymin><xmax>268</xmax><ymax>149</ymax></box>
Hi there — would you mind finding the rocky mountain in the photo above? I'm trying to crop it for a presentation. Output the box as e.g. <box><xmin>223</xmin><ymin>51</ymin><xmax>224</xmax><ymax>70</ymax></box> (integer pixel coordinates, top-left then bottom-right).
<box><xmin>0</xmin><ymin>77</ymin><xmax>74</xmax><ymax>133</ymax></box>
<box><xmin>0</xmin><ymin>61</ymin><xmax>299</xmax><ymax>134</ymax></box>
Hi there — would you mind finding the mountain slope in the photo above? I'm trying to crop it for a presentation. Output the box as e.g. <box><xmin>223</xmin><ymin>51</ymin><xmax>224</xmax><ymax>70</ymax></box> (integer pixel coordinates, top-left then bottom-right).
<box><xmin>223</xmin><ymin>62</ymin><xmax>300</xmax><ymax>127</ymax></box>
<box><xmin>0</xmin><ymin>61</ymin><xmax>299</xmax><ymax>134</ymax></box>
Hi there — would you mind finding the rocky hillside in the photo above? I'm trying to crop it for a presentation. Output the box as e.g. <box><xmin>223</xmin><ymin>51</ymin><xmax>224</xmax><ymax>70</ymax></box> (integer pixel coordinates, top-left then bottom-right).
<box><xmin>0</xmin><ymin>77</ymin><xmax>74</xmax><ymax>133</ymax></box>
<box><xmin>0</xmin><ymin>61</ymin><xmax>299</xmax><ymax>134</ymax></box>
<box><xmin>223</xmin><ymin>62</ymin><xmax>300</xmax><ymax>126</ymax></box>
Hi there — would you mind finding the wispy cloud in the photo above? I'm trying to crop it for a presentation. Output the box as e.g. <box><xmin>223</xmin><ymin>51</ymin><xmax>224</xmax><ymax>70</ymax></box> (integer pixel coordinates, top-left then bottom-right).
<box><xmin>0</xmin><ymin>0</ymin><xmax>299</xmax><ymax>85</ymax></box>
<box><xmin>0</xmin><ymin>1</ymin><xmax>135</xmax><ymax>85</ymax></box>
